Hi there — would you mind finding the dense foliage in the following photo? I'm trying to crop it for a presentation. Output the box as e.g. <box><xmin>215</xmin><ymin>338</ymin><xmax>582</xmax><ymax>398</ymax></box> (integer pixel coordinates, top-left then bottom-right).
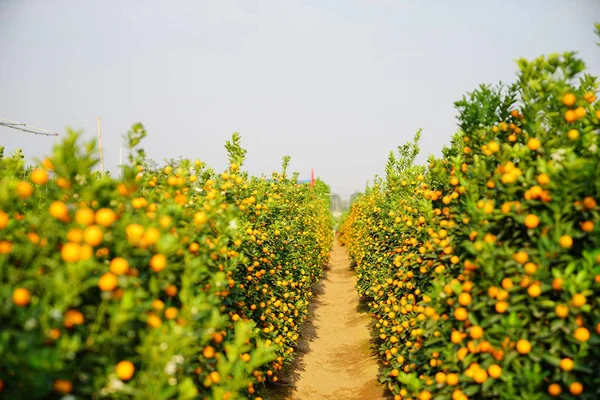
<box><xmin>0</xmin><ymin>129</ymin><xmax>332</xmax><ymax>399</ymax></box>
<box><xmin>341</xmin><ymin>48</ymin><xmax>600</xmax><ymax>399</ymax></box>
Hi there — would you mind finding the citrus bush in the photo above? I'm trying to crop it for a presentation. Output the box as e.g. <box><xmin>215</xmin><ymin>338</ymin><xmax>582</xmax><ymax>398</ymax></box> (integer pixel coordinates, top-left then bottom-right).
<box><xmin>340</xmin><ymin>48</ymin><xmax>600</xmax><ymax>398</ymax></box>
<box><xmin>0</xmin><ymin>127</ymin><xmax>331</xmax><ymax>399</ymax></box>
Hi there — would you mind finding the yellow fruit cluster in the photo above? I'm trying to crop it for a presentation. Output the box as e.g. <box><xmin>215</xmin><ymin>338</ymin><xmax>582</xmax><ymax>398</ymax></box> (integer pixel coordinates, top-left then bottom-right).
<box><xmin>341</xmin><ymin>52</ymin><xmax>600</xmax><ymax>399</ymax></box>
<box><xmin>0</xmin><ymin>129</ymin><xmax>331</xmax><ymax>399</ymax></box>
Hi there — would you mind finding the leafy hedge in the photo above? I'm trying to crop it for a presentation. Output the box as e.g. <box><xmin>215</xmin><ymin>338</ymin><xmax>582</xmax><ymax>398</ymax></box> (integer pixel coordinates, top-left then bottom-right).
<box><xmin>341</xmin><ymin>44</ymin><xmax>600</xmax><ymax>398</ymax></box>
<box><xmin>0</xmin><ymin>129</ymin><xmax>332</xmax><ymax>399</ymax></box>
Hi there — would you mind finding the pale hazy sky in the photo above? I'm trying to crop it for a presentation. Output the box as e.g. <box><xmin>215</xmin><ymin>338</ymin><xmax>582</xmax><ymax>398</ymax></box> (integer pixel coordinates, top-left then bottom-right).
<box><xmin>1</xmin><ymin>1</ymin><xmax>599</xmax><ymax>198</ymax></box>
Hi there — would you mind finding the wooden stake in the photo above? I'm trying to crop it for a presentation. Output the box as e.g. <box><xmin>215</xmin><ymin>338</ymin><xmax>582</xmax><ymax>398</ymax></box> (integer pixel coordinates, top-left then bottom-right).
<box><xmin>96</xmin><ymin>116</ymin><xmax>105</xmax><ymax>175</ymax></box>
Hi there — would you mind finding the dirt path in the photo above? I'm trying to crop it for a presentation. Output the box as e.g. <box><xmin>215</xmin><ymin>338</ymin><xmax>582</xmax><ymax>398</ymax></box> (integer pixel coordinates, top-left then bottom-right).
<box><xmin>269</xmin><ymin>239</ymin><xmax>386</xmax><ymax>400</ymax></box>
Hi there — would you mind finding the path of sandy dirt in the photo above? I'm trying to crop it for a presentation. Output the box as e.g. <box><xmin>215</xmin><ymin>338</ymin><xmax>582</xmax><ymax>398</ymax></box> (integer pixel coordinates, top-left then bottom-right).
<box><xmin>267</xmin><ymin>239</ymin><xmax>386</xmax><ymax>400</ymax></box>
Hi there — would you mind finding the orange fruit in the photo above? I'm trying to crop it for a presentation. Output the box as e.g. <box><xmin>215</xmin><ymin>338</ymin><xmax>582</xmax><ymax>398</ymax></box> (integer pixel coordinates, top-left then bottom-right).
<box><xmin>567</xmin><ymin>129</ymin><xmax>579</xmax><ymax>140</ymax></box>
<box><xmin>454</xmin><ymin>307</ymin><xmax>468</xmax><ymax>321</ymax></box>
<box><xmin>470</xmin><ymin>326</ymin><xmax>483</xmax><ymax>339</ymax></box>
<box><xmin>53</xmin><ymin>379</ymin><xmax>72</xmax><ymax>394</ymax></box>
<box><xmin>30</xmin><ymin>168</ymin><xmax>49</xmax><ymax>184</ymax></box>
<box><xmin>189</xmin><ymin>242</ymin><xmax>200</xmax><ymax>253</ymax></box>
<box><xmin>117</xmin><ymin>183</ymin><xmax>130</xmax><ymax>196</ymax></box>
<box><xmin>575</xmin><ymin>106</ymin><xmax>586</xmax><ymax>119</ymax></box>
<box><xmin>487</xmin><ymin>364</ymin><xmax>501</xmax><ymax>379</ymax></box>
<box><xmin>555</xmin><ymin>304</ymin><xmax>569</xmax><ymax>318</ymax></box>
<box><xmin>516</xmin><ymin>339</ymin><xmax>531</xmax><ymax>354</ymax></box>
<box><xmin>537</xmin><ymin>173</ymin><xmax>550</xmax><ymax>185</ymax></box>
<box><xmin>452</xmin><ymin>390</ymin><xmax>466</xmax><ymax>400</ymax></box>
<box><xmin>473</xmin><ymin>368</ymin><xmax>487</xmax><ymax>384</ymax></box>
<box><xmin>27</xmin><ymin>232</ymin><xmax>40</xmax><ymax>244</ymax></box>
<box><xmin>64</xmin><ymin>309</ymin><xmax>84</xmax><ymax>328</ymax></box>
<box><xmin>527</xmin><ymin>284</ymin><xmax>541</xmax><ymax>298</ymax></box>
<box><xmin>126</xmin><ymin>223</ymin><xmax>144</xmax><ymax>241</ymax></box>
<box><xmin>524</xmin><ymin>214</ymin><xmax>539</xmax><ymax>229</ymax></box>
<box><xmin>210</xmin><ymin>371</ymin><xmax>221</xmax><ymax>383</ymax></box>
<box><xmin>527</xmin><ymin>138</ymin><xmax>541</xmax><ymax>151</ymax></box>
<box><xmin>560</xmin><ymin>358</ymin><xmax>574</xmax><ymax>371</ymax></box>
<box><xmin>98</xmin><ymin>272</ymin><xmax>118</xmax><ymax>291</ymax></box>
<box><xmin>583</xmin><ymin>196</ymin><xmax>597</xmax><ymax>209</ymax></box>
<box><xmin>95</xmin><ymin>208</ymin><xmax>116</xmax><ymax>227</ymax></box>
<box><xmin>194</xmin><ymin>212</ymin><xmax>207</xmax><ymax>225</ymax></box>
<box><xmin>0</xmin><ymin>210</ymin><xmax>8</xmax><ymax>229</ymax></box>
<box><xmin>56</xmin><ymin>177</ymin><xmax>71</xmax><ymax>189</ymax></box>
<box><xmin>80</xmin><ymin>245</ymin><xmax>93</xmax><ymax>261</ymax></box>
<box><xmin>42</xmin><ymin>157</ymin><xmax>54</xmax><ymax>170</ymax></box>
<box><xmin>580</xmin><ymin>221</ymin><xmax>594</xmax><ymax>232</ymax></box>
<box><xmin>164</xmin><ymin>307</ymin><xmax>178</xmax><ymax>319</ymax></box>
<box><xmin>565</xmin><ymin>110</ymin><xmax>577</xmax><ymax>122</ymax></box>
<box><xmin>451</xmin><ymin>331</ymin><xmax>463</xmax><ymax>344</ymax></box>
<box><xmin>548</xmin><ymin>383</ymin><xmax>562</xmax><ymax>397</ymax></box>
<box><xmin>446</xmin><ymin>373</ymin><xmax>459</xmax><ymax>386</ymax></box>
<box><xmin>562</xmin><ymin>93</ymin><xmax>576</xmax><ymax>106</ymax></box>
<box><xmin>573</xmin><ymin>327</ymin><xmax>590</xmax><ymax>342</ymax></box>
<box><xmin>488</xmin><ymin>142</ymin><xmax>500</xmax><ymax>153</ymax></box>
<box><xmin>142</xmin><ymin>227</ymin><xmax>160</xmax><ymax>245</ymax></box>
<box><xmin>559</xmin><ymin>235</ymin><xmax>573</xmax><ymax>249</ymax></box>
<box><xmin>514</xmin><ymin>251</ymin><xmax>529</xmax><ymax>263</ymax></box>
<box><xmin>61</xmin><ymin>242</ymin><xmax>81</xmax><ymax>263</ymax></box>
<box><xmin>159</xmin><ymin>215</ymin><xmax>172</xmax><ymax>229</ymax></box>
<box><xmin>66</xmin><ymin>226</ymin><xmax>84</xmax><ymax>243</ymax></box>
<box><xmin>419</xmin><ymin>391</ymin><xmax>432</xmax><ymax>400</ymax></box>
<box><xmin>116</xmin><ymin>360</ymin><xmax>135</xmax><ymax>381</ymax></box>
<box><xmin>457</xmin><ymin>347</ymin><xmax>469</xmax><ymax>361</ymax></box>
<box><xmin>83</xmin><ymin>225</ymin><xmax>103</xmax><ymax>246</ymax></box>
<box><xmin>458</xmin><ymin>292</ymin><xmax>472</xmax><ymax>306</ymax></box>
<box><xmin>49</xmin><ymin>201</ymin><xmax>70</xmax><ymax>221</ymax></box>
<box><xmin>571</xmin><ymin>294</ymin><xmax>586</xmax><ymax>307</ymax></box>
<box><xmin>203</xmin><ymin>346</ymin><xmax>215</xmax><ymax>358</ymax></box>
<box><xmin>12</xmin><ymin>287</ymin><xmax>31</xmax><ymax>306</ymax></box>
<box><xmin>435</xmin><ymin>372</ymin><xmax>446</xmax><ymax>384</ymax></box>
<box><xmin>528</xmin><ymin>185</ymin><xmax>543</xmax><ymax>198</ymax></box>
<box><xmin>152</xmin><ymin>299</ymin><xmax>165</xmax><ymax>311</ymax></box>
<box><xmin>165</xmin><ymin>285</ymin><xmax>178</xmax><ymax>297</ymax></box>
<box><xmin>110</xmin><ymin>257</ymin><xmax>129</xmax><ymax>275</ymax></box>
<box><xmin>75</xmin><ymin>208</ymin><xmax>95</xmax><ymax>226</ymax></box>
<box><xmin>524</xmin><ymin>262</ymin><xmax>537</xmax><ymax>275</ymax></box>
<box><xmin>147</xmin><ymin>313</ymin><xmax>162</xmax><ymax>328</ymax></box>
<box><xmin>478</xmin><ymin>341</ymin><xmax>491</xmax><ymax>352</ymax></box>
<box><xmin>495</xmin><ymin>301</ymin><xmax>508</xmax><ymax>313</ymax></box>
<box><xmin>48</xmin><ymin>328</ymin><xmax>61</xmax><ymax>340</ymax></box>
<box><xmin>16</xmin><ymin>181</ymin><xmax>33</xmax><ymax>199</ymax></box>
<box><xmin>584</xmin><ymin>91</ymin><xmax>596</xmax><ymax>102</ymax></box>
<box><xmin>569</xmin><ymin>382</ymin><xmax>583</xmax><ymax>396</ymax></box>
<box><xmin>501</xmin><ymin>278</ymin><xmax>514</xmax><ymax>290</ymax></box>
<box><xmin>552</xmin><ymin>277</ymin><xmax>563</xmax><ymax>291</ymax></box>
<box><xmin>0</xmin><ymin>240</ymin><xmax>13</xmax><ymax>254</ymax></box>
<box><xmin>150</xmin><ymin>254</ymin><xmax>167</xmax><ymax>272</ymax></box>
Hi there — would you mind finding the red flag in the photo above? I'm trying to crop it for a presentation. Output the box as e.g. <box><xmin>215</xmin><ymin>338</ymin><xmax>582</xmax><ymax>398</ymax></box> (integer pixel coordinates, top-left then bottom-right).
<box><xmin>310</xmin><ymin>168</ymin><xmax>315</xmax><ymax>188</ymax></box>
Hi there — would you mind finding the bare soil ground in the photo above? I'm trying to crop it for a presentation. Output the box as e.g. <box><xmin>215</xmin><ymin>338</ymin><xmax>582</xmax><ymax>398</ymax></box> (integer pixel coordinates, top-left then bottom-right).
<box><xmin>266</xmin><ymin>239</ymin><xmax>387</xmax><ymax>400</ymax></box>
